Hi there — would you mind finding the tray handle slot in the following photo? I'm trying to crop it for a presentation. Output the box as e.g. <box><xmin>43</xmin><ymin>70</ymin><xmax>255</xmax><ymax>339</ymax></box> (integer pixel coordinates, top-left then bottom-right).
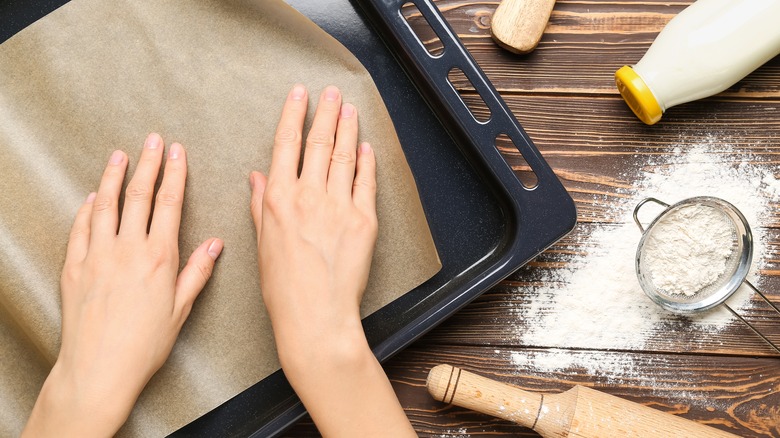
<box><xmin>496</xmin><ymin>133</ymin><xmax>538</xmax><ymax>189</ymax></box>
<box><xmin>447</xmin><ymin>67</ymin><xmax>492</xmax><ymax>124</ymax></box>
<box><xmin>400</xmin><ymin>2</ymin><xmax>445</xmax><ymax>57</ymax></box>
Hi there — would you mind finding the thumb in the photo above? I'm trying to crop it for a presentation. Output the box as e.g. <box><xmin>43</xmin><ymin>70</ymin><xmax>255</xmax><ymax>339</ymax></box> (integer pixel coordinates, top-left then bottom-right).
<box><xmin>249</xmin><ymin>171</ymin><xmax>268</xmax><ymax>231</ymax></box>
<box><xmin>174</xmin><ymin>237</ymin><xmax>223</xmax><ymax>321</ymax></box>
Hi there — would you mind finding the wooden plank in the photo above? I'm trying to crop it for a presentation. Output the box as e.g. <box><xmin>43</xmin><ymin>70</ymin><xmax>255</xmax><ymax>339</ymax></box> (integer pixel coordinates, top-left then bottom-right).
<box><xmin>458</xmin><ymin>93</ymin><xmax>780</xmax><ymax>225</ymax></box>
<box><xmin>413</xmin><ymin>222</ymin><xmax>780</xmax><ymax>355</ymax></box>
<box><xmin>284</xmin><ymin>345</ymin><xmax>780</xmax><ymax>437</ymax></box>
<box><xmin>416</xmin><ymin>281</ymin><xmax>780</xmax><ymax>355</ymax></box>
<box><xmin>382</xmin><ymin>346</ymin><xmax>780</xmax><ymax>438</ymax></box>
<box><xmin>403</xmin><ymin>0</ymin><xmax>780</xmax><ymax>94</ymax></box>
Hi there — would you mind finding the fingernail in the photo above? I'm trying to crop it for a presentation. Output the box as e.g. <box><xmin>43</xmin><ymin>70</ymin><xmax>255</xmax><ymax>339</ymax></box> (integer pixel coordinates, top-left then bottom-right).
<box><xmin>324</xmin><ymin>86</ymin><xmax>340</xmax><ymax>102</ymax></box>
<box><xmin>85</xmin><ymin>192</ymin><xmax>97</xmax><ymax>203</ymax></box>
<box><xmin>169</xmin><ymin>143</ymin><xmax>182</xmax><ymax>160</ymax></box>
<box><xmin>360</xmin><ymin>142</ymin><xmax>372</xmax><ymax>154</ymax></box>
<box><xmin>109</xmin><ymin>150</ymin><xmax>124</xmax><ymax>165</ymax></box>
<box><xmin>146</xmin><ymin>133</ymin><xmax>161</xmax><ymax>150</ymax></box>
<box><xmin>207</xmin><ymin>239</ymin><xmax>224</xmax><ymax>260</ymax></box>
<box><xmin>249</xmin><ymin>172</ymin><xmax>256</xmax><ymax>187</ymax></box>
<box><xmin>340</xmin><ymin>103</ymin><xmax>354</xmax><ymax>118</ymax></box>
<box><xmin>290</xmin><ymin>84</ymin><xmax>306</xmax><ymax>101</ymax></box>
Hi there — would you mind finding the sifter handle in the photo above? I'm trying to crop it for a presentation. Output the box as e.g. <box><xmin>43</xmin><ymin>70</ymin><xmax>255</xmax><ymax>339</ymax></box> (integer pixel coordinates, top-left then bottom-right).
<box><xmin>633</xmin><ymin>197</ymin><xmax>670</xmax><ymax>232</ymax></box>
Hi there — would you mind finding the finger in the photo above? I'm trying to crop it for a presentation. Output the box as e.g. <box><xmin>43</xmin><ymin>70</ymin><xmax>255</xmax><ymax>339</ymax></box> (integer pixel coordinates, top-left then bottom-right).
<box><xmin>65</xmin><ymin>192</ymin><xmax>96</xmax><ymax>264</ymax></box>
<box><xmin>149</xmin><ymin>143</ymin><xmax>186</xmax><ymax>244</ymax></box>
<box><xmin>174</xmin><ymin>238</ymin><xmax>223</xmax><ymax>322</ymax></box>
<box><xmin>326</xmin><ymin>103</ymin><xmax>359</xmax><ymax>198</ymax></box>
<box><xmin>269</xmin><ymin>84</ymin><xmax>308</xmax><ymax>184</ymax></box>
<box><xmin>90</xmin><ymin>149</ymin><xmax>128</xmax><ymax>243</ymax></box>
<box><xmin>300</xmin><ymin>86</ymin><xmax>342</xmax><ymax>184</ymax></box>
<box><xmin>249</xmin><ymin>171</ymin><xmax>268</xmax><ymax>232</ymax></box>
<box><xmin>353</xmin><ymin>142</ymin><xmax>377</xmax><ymax>214</ymax></box>
<box><xmin>119</xmin><ymin>133</ymin><xmax>164</xmax><ymax>236</ymax></box>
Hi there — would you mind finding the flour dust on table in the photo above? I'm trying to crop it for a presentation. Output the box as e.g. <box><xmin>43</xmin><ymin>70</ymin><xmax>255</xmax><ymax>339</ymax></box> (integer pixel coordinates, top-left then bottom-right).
<box><xmin>510</xmin><ymin>138</ymin><xmax>779</xmax><ymax>360</ymax></box>
<box><xmin>432</xmin><ymin>427</ymin><xmax>471</xmax><ymax>438</ymax></box>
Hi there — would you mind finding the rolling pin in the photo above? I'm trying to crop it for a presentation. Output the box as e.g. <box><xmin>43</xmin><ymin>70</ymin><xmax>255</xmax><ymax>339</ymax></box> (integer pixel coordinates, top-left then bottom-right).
<box><xmin>491</xmin><ymin>0</ymin><xmax>556</xmax><ymax>54</ymax></box>
<box><xmin>427</xmin><ymin>364</ymin><xmax>738</xmax><ymax>438</ymax></box>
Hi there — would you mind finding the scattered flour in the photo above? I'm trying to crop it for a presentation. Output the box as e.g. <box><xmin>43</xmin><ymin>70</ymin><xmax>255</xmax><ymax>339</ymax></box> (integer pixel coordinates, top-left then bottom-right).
<box><xmin>512</xmin><ymin>139</ymin><xmax>779</xmax><ymax>360</ymax></box>
<box><xmin>432</xmin><ymin>427</ymin><xmax>470</xmax><ymax>438</ymax></box>
<box><xmin>509</xmin><ymin>349</ymin><xmax>646</xmax><ymax>384</ymax></box>
<box><xmin>505</xmin><ymin>348</ymin><xmax>732</xmax><ymax>413</ymax></box>
<box><xmin>641</xmin><ymin>203</ymin><xmax>736</xmax><ymax>297</ymax></box>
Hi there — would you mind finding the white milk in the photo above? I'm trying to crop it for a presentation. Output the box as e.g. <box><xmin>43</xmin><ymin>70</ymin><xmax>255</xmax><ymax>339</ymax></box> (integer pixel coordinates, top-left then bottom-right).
<box><xmin>615</xmin><ymin>0</ymin><xmax>780</xmax><ymax>125</ymax></box>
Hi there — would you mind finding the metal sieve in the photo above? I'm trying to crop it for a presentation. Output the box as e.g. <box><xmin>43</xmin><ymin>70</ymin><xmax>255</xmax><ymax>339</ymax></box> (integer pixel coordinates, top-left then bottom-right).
<box><xmin>633</xmin><ymin>196</ymin><xmax>780</xmax><ymax>354</ymax></box>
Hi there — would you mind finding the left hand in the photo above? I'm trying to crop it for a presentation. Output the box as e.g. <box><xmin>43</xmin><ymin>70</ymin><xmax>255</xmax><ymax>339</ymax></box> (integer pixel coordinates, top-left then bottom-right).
<box><xmin>23</xmin><ymin>133</ymin><xmax>222</xmax><ymax>437</ymax></box>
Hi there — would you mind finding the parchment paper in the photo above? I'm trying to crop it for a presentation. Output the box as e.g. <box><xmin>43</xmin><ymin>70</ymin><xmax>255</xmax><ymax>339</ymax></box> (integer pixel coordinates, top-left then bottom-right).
<box><xmin>0</xmin><ymin>0</ymin><xmax>441</xmax><ymax>435</ymax></box>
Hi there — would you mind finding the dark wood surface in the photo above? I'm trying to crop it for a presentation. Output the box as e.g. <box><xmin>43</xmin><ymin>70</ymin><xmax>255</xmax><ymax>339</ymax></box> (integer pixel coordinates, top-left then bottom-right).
<box><xmin>286</xmin><ymin>0</ymin><xmax>780</xmax><ymax>436</ymax></box>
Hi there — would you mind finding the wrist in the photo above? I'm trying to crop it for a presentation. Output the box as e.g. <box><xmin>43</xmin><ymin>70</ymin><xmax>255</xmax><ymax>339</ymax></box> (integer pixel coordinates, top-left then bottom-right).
<box><xmin>274</xmin><ymin>320</ymin><xmax>416</xmax><ymax>438</ymax></box>
<box><xmin>275</xmin><ymin>317</ymin><xmax>374</xmax><ymax>383</ymax></box>
<box><xmin>23</xmin><ymin>361</ymin><xmax>138</xmax><ymax>437</ymax></box>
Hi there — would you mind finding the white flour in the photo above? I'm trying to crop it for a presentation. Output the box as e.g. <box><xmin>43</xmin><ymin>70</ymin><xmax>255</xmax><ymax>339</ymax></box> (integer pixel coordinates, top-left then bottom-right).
<box><xmin>641</xmin><ymin>203</ymin><xmax>736</xmax><ymax>296</ymax></box>
<box><xmin>503</xmin><ymin>347</ymin><xmax>733</xmax><ymax>414</ymax></box>
<box><xmin>510</xmin><ymin>138</ymin><xmax>779</xmax><ymax>373</ymax></box>
<box><xmin>432</xmin><ymin>428</ymin><xmax>470</xmax><ymax>438</ymax></box>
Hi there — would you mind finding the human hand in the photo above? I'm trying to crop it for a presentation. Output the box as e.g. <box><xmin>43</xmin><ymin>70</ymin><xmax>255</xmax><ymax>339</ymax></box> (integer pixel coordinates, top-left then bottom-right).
<box><xmin>250</xmin><ymin>85</ymin><xmax>415</xmax><ymax>437</ymax></box>
<box><xmin>23</xmin><ymin>134</ymin><xmax>222</xmax><ymax>437</ymax></box>
<box><xmin>250</xmin><ymin>85</ymin><xmax>378</xmax><ymax>364</ymax></box>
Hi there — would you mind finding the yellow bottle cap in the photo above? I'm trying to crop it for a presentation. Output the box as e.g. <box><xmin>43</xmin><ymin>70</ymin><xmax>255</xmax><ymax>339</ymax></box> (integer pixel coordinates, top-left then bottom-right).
<box><xmin>615</xmin><ymin>66</ymin><xmax>663</xmax><ymax>125</ymax></box>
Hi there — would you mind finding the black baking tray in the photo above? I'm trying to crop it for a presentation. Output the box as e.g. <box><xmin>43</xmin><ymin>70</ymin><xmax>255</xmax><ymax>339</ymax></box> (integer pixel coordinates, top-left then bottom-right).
<box><xmin>0</xmin><ymin>0</ymin><xmax>576</xmax><ymax>436</ymax></box>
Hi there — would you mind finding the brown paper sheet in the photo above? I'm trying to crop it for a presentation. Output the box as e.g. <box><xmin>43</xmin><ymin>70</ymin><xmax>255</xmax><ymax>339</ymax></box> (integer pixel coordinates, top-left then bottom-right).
<box><xmin>0</xmin><ymin>0</ymin><xmax>441</xmax><ymax>435</ymax></box>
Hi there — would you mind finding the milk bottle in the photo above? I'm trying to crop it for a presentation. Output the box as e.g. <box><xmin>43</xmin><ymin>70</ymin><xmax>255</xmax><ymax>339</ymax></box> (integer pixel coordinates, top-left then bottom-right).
<box><xmin>615</xmin><ymin>0</ymin><xmax>780</xmax><ymax>125</ymax></box>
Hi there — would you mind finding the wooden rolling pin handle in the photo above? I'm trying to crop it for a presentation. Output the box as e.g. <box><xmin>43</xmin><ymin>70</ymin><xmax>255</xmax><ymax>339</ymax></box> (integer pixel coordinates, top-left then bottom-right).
<box><xmin>491</xmin><ymin>0</ymin><xmax>557</xmax><ymax>54</ymax></box>
<box><xmin>427</xmin><ymin>364</ymin><xmax>543</xmax><ymax>429</ymax></box>
<box><xmin>426</xmin><ymin>364</ymin><xmax>740</xmax><ymax>438</ymax></box>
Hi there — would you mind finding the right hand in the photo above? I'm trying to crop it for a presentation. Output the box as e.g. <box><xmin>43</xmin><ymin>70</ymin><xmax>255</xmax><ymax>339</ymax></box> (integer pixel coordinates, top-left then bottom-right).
<box><xmin>249</xmin><ymin>84</ymin><xmax>378</xmax><ymax>365</ymax></box>
<box><xmin>249</xmin><ymin>85</ymin><xmax>415</xmax><ymax>437</ymax></box>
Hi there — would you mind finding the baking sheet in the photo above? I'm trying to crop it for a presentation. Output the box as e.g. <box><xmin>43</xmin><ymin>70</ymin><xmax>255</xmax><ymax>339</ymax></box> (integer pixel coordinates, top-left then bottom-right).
<box><xmin>0</xmin><ymin>0</ymin><xmax>441</xmax><ymax>436</ymax></box>
<box><xmin>0</xmin><ymin>0</ymin><xmax>579</xmax><ymax>435</ymax></box>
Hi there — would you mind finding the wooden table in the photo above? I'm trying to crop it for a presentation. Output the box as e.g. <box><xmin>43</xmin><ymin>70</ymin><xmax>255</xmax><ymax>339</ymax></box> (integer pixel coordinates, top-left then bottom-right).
<box><xmin>288</xmin><ymin>1</ymin><xmax>780</xmax><ymax>436</ymax></box>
